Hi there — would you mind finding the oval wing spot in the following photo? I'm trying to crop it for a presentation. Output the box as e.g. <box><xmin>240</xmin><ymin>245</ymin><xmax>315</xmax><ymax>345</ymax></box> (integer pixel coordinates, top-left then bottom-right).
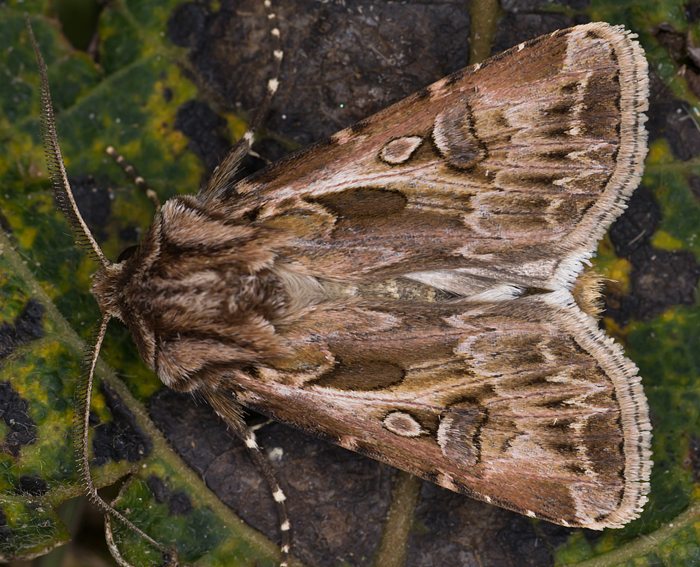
<box><xmin>383</xmin><ymin>411</ymin><xmax>424</xmax><ymax>437</ymax></box>
<box><xmin>379</xmin><ymin>135</ymin><xmax>424</xmax><ymax>165</ymax></box>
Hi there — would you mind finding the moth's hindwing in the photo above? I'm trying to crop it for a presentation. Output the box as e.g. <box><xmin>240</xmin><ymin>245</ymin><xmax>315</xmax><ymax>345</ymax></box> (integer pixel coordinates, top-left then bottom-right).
<box><xmin>117</xmin><ymin>22</ymin><xmax>651</xmax><ymax>530</ymax></box>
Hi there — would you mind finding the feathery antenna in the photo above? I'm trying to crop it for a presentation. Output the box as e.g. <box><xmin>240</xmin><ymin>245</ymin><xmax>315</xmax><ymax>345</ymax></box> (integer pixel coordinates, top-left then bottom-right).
<box><xmin>26</xmin><ymin>17</ymin><xmax>110</xmax><ymax>268</ymax></box>
<box><xmin>75</xmin><ymin>315</ymin><xmax>179</xmax><ymax>564</ymax></box>
<box><xmin>27</xmin><ymin>17</ymin><xmax>176</xmax><ymax>564</ymax></box>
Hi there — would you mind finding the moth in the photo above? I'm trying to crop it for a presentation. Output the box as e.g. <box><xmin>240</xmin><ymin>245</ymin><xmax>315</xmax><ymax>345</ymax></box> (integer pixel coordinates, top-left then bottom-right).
<box><xmin>31</xmin><ymin>17</ymin><xmax>652</xmax><ymax>564</ymax></box>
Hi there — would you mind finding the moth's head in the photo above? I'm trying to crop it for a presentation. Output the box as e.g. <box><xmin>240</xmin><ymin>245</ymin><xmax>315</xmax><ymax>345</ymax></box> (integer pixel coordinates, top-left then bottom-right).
<box><xmin>91</xmin><ymin>238</ymin><xmax>147</xmax><ymax>320</ymax></box>
<box><xmin>90</xmin><ymin>215</ymin><xmax>164</xmax><ymax>373</ymax></box>
<box><xmin>91</xmin><ymin>261</ymin><xmax>127</xmax><ymax>320</ymax></box>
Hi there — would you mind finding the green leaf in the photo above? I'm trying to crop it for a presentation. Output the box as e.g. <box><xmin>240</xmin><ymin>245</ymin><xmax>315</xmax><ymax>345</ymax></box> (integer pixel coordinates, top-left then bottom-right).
<box><xmin>1</xmin><ymin>0</ymin><xmax>698</xmax><ymax>566</ymax></box>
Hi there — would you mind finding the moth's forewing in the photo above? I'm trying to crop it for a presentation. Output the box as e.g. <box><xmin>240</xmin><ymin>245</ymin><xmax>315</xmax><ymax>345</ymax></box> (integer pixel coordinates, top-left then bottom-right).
<box><xmin>228</xmin><ymin>23</ymin><xmax>647</xmax><ymax>294</ymax></box>
<box><xmin>112</xmin><ymin>22</ymin><xmax>651</xmax><ymax>530</ymax></box>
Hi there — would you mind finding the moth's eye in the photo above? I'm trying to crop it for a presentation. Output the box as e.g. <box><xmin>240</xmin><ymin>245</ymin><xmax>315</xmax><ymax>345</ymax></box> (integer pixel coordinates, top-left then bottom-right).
<box><xmin>117</xmin><ymin>245</ymin><xmax>138</xmax><ymax>263</ymax></box>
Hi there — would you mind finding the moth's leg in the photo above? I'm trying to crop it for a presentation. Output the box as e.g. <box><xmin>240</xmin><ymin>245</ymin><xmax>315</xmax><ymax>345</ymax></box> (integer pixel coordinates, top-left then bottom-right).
<box><xmin>249</xmin><ymin>414</ymin><xmax>276</xmax><ymax>432</ymax></box>
<box><xmin>78</xmin><ymin>316</ymin><xmax>179</xmax><ymax>565</ymax></box>
<box><xmin>248</xmin><ymin>148</ymin><xmax>271</xmax><ymax>165</ymax></box>
<box><xmin>200</xmin><ymin>0</ymin><xmax>284</xmax><ymax>200</ymax></box>
<box><xmin>105</xmin><ymin>146</ymin><xmax>161</xmax><ymax>209</ymax></box>
<box><xmin>203</xmin><ymin>389</ymin><xmax>292</xmax><ymax>567</ymax></box>
<box><xmin>239</xmin><ymin>423</ymin><xmax>292</xmax><ymax>567</ymax></box>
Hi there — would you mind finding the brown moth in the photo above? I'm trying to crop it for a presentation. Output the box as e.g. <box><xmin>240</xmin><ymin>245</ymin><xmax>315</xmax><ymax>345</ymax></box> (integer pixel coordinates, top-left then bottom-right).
<box><xmin>33</xmin><ymin>17</ymin><xmax>652</xmax><ymax>563</ymax></box>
